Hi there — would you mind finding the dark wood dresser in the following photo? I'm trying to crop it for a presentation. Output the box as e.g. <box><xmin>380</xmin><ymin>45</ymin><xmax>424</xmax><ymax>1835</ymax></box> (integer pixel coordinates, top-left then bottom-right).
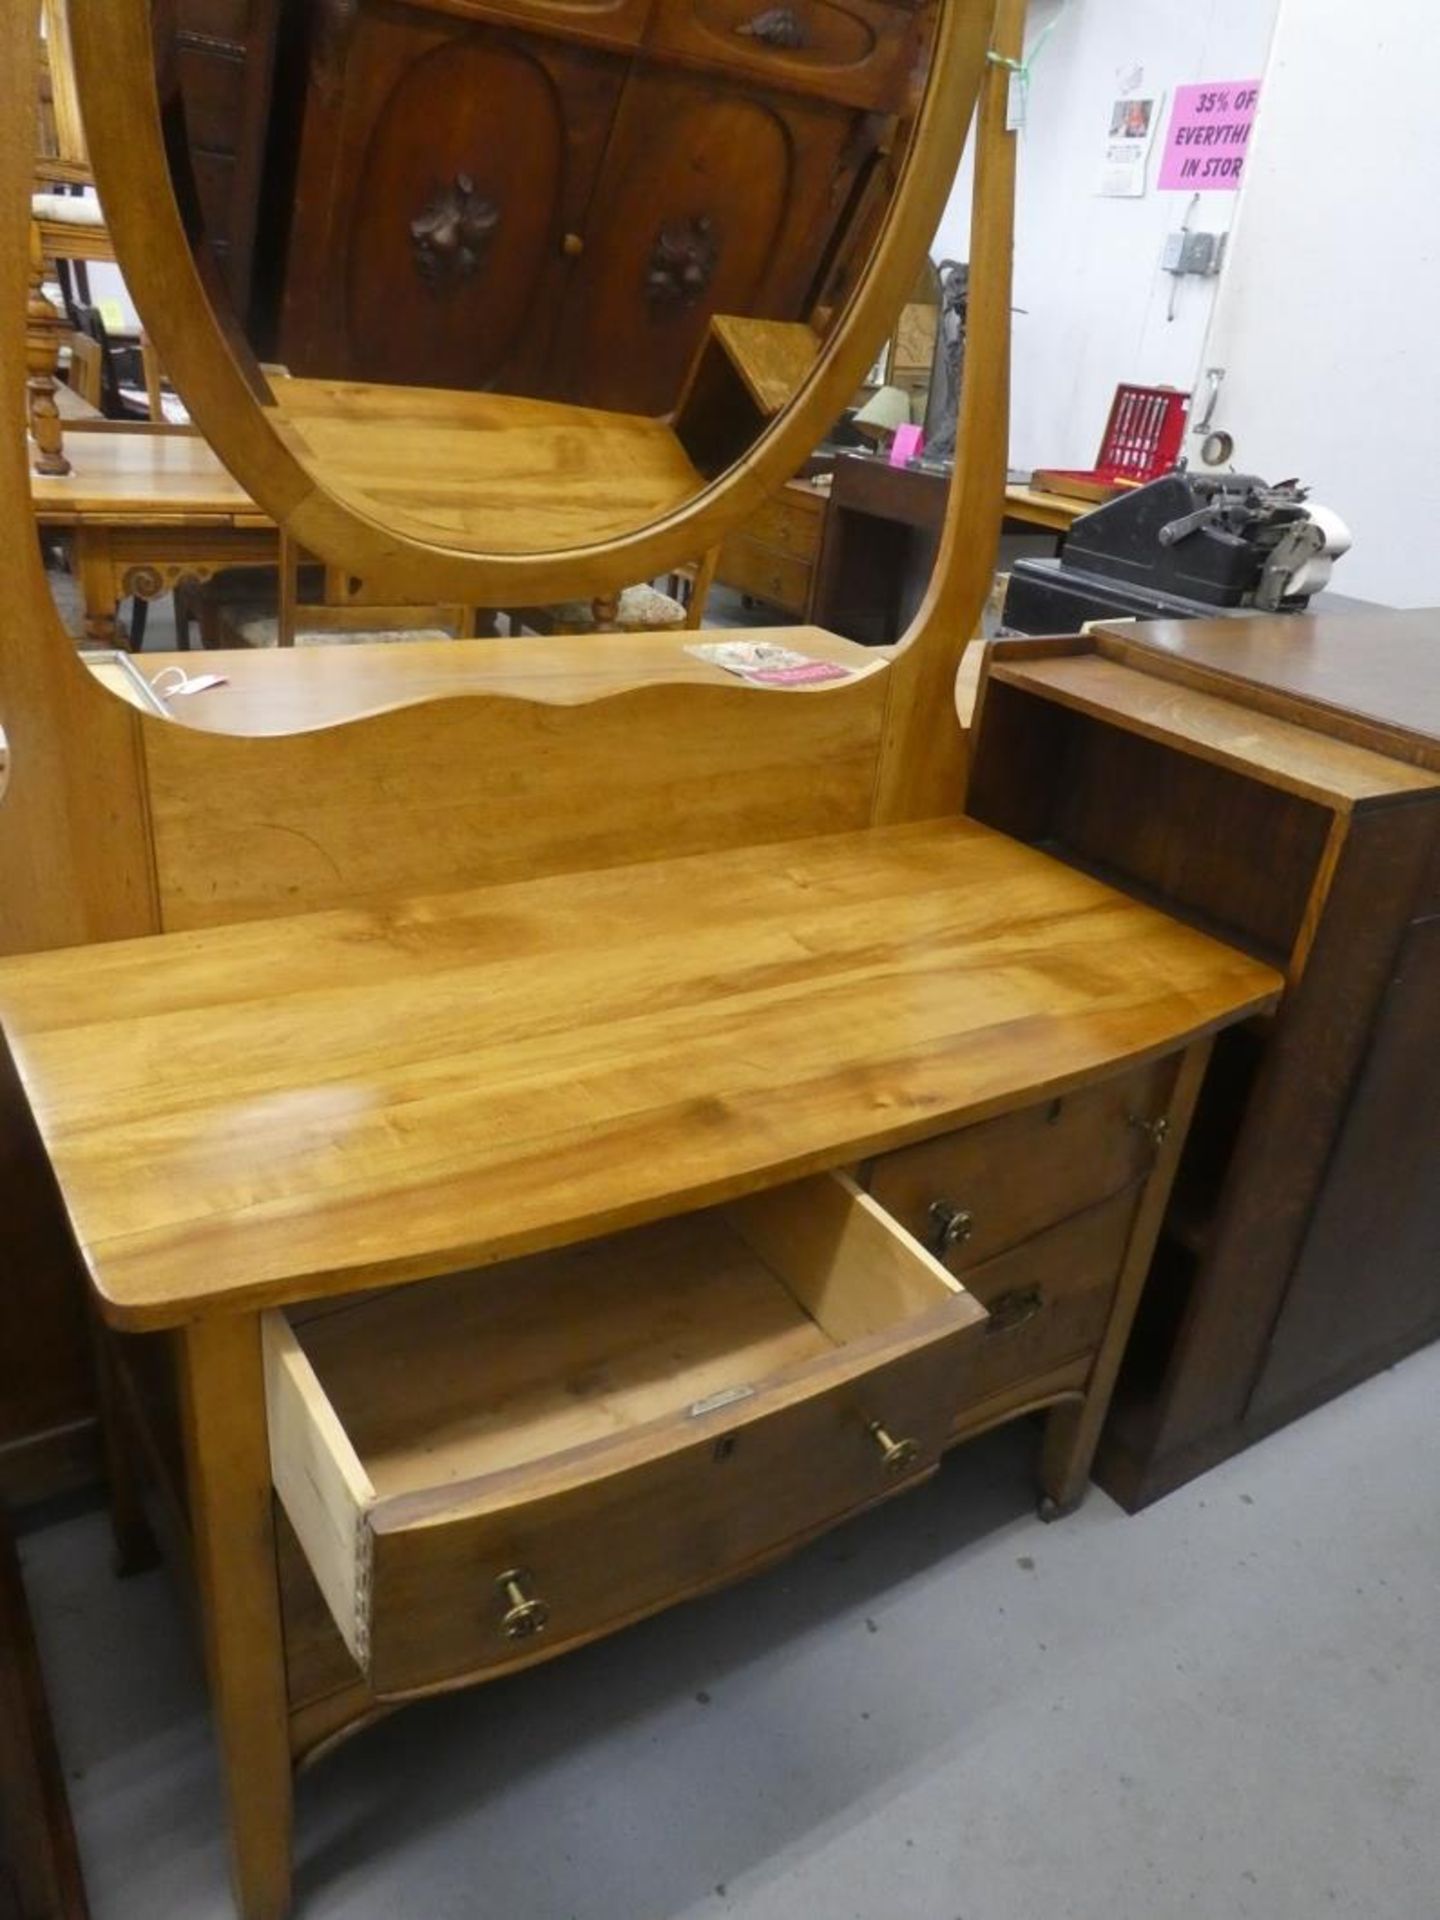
<box><xmin>965</xmin><ymin>612</ymin><xmax>1440</xmax><ymax>1506</ymax></box>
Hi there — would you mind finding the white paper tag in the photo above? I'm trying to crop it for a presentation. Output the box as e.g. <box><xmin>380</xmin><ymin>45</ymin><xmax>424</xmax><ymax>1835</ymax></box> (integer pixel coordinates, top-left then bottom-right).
<box><xmin>1006</xmin><ymin>70</ymin><xmax>1027</xmax><ymax>131</ymax></box>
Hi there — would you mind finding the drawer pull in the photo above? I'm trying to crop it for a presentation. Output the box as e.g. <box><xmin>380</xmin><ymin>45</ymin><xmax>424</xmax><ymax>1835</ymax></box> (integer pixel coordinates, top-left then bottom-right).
<box><xmin>927</xmin><ymin>1200</ymin><xmax>974</xmax><ymax>1258</ymax></box>
<box><xmin>985</xmin><ymin>1286</ymin><xmax>1043</xmax><ymax>1335</ymax></box>
<box><xmin>867</xmin><ymin>1421</ymin><xmax>920</xmax><ymax>1476</ymax></box>
<box><xmin>1128</xmin><ymin>1112</ymin><xmax>1171</xmax><ymax>1150</ymax></box>
<box><xmin>496</xmin><ymin>1568</ymin><xmax>550</xmax><ymax>1642</ymax></box>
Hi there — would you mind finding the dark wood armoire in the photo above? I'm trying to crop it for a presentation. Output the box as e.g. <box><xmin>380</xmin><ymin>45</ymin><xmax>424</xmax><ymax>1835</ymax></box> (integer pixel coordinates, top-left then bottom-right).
<box><xmin>166</xmin><ymin>0</ymin><xmax>933</xmax><ymax>413</ymax></box>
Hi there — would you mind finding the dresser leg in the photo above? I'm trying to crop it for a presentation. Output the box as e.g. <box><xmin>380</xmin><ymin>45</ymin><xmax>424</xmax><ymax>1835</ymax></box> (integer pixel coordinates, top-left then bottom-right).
<box><xmin>1037</xmin><ymin>1037</ymin><xmax>1215</xmax><ymax>1522</ymax></box>
<box><xmin>1037</xmin><ymin>1401</ymin><xmax>1090</xmax><ymax>1518</ymax></box>
<box><xmin>179</xmin><ymin>1315</ymin><xmax>294</xmax><ymax>1920</ymax></box>
<box><xmin>91</xmin><ymin>1327</ymin><xmax>160</xmax><ymax>1576</ymax></box>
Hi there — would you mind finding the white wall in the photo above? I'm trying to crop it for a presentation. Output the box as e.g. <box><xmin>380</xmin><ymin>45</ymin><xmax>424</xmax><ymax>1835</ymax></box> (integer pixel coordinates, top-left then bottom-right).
<box><xmin>1189</xmin><ymin>0</ymin><xmax>1440</xmax><ymax>606</ymax></box>
<box><xmin>933</xmin><ymin>0</ymin><xmax>1278</xmax><ymax>472</ymax></box>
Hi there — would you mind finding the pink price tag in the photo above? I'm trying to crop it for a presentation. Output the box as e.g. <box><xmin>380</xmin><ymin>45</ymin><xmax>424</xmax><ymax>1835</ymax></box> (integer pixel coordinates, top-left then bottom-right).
<box><xmin>889</xmin><ymin>423</ymin><xmax>924</xmax><ymax>468</ymax></box>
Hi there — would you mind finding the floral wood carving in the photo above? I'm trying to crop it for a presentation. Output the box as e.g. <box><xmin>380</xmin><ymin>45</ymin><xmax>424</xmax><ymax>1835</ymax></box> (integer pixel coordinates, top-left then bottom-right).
<box><xmin>410</xmin><ymin>174</ymin><xmax>501</xmax><ymax>290</ymax></box>
<box><xmin>734</xmin><ymin>6</ymin><xmax>810</xmax><ymax>48</ymax></box>
<box><xmin>310</xmin><ymin>0</ymin><xmax>359</xmax><ymax>104</ymax></box>
<box><xmin>645</xmin><ymin>216</ymin><xmax>719</xmax><ymax>307</ymax></box>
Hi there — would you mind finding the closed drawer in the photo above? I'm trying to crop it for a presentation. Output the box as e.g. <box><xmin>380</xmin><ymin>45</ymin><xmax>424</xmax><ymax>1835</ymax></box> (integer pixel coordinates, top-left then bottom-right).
<box><xmin>717</xmin><ymin>534</ymin><xmax>813</xmax><ymax>613</ymax></box>
<box><xmin>747</xmin><ymin>485</ymin><xmax>826</xmax><ymax>560</ymax></box>
<box><xmin>265</xmin><ymin>1173</ymin><xmax>985</xmax><ymax>1697</ymax></box>
<box><xmin>647</xmin><ymin>0</ymin><xmax>926</xmax><ymax>111</ymax></box>
<box><xmin>864</xmin><ymin>1056</ymin><xmax>1178</xmax><ymax>1273</ymax></box>
<box><xmin>957</xmin><ymin>1188</ymin><xmax>1139</xmax><ymax>1413</ymax></box>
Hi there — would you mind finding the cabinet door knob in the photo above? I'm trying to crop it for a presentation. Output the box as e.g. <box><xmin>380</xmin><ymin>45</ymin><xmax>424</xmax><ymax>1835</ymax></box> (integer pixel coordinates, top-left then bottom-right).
<box><xmin>927</xmin><ymin>1199</ymin><xmax>973</xmax><ymax>1258</ymax></box>
<box><xmin>1128</xmin><ymin>1112</ymin><xmax>1171</xmax><ymax>1150</ymax></box>
<box><xmin>496</xmin><ymin>1567</ymin><xmax>550</xmax><ymax>1641</ymax></box>
<box><xmin>562</xmin><ymin>231</ymin><xmax>585</xmax><ymax>258</ymax></box>
<box><xmin>867</xmin><ymin>1421</ymin><xmax>920</xmax><ymax>1476</ymax></box>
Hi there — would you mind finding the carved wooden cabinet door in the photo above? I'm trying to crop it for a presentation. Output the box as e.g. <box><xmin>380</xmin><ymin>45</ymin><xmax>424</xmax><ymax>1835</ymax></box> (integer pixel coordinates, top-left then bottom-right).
<box><xmin>279</xmin><ymin>4</ymin><xmax>627</xmax><ymax>393</ymax></box>
<box><xmin>166</xmin><ymin>0</ymin><xmax>282</xmax><ymax>322</ymax></box>
<box><xmin>551</xmin><ymin>68</ymin><xmax>872</xmax><ymax>415</ymax></box>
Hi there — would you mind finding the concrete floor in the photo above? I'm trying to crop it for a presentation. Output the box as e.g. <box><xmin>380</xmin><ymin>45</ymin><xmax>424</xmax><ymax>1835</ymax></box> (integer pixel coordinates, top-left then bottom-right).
<box><xmin>19</xmin><ymin>1344</ymin><xmax>1440</xmax><ymax>1920</ymax></box>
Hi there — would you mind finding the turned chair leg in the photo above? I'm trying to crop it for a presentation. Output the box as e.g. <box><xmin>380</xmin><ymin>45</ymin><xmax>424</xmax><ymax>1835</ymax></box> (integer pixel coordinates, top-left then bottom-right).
<box><xmin>26</xmin><ymin>224</ymin><xmax>69</xmax><ymax>477</ymax></box>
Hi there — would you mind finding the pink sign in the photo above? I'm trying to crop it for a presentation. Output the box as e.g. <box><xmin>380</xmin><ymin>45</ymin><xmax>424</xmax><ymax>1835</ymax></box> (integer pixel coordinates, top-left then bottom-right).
<box><xmin>1159</xmin><ymin>80</ymin><xmax>1261</xmax><ymax>191</ymax></box>
<box><xmin>889</xmin><ymin>423</ymin><xmax>924</xmax><ymax>468</ymax></box>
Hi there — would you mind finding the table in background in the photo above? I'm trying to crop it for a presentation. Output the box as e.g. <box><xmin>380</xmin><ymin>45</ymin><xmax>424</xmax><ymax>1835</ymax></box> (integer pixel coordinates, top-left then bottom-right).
<box><xmin>807</xmin><ymin>456</ymin><xmax>1088</xmax><ymax>644</ymax></box>
<box><xmin>30</xmin><ymin>424</ymin><xmax>277</xmax><ymax>646</ymax></box>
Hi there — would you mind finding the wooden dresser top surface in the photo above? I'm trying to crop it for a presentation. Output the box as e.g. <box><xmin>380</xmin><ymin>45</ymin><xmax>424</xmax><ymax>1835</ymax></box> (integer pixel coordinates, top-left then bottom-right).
<box><xmin>0</xmin><ymin>820</ymin><xmax>1280</xmax><ymax>1331</ymax></box>
<box><xmin>1100</xmin><ymin>612</ymin><xmax>1440</xmax><ymax>765</ymax></box>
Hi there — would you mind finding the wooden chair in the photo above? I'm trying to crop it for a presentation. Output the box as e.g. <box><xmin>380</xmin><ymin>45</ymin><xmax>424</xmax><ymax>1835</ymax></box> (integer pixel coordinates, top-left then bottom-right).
<box><xmin>670</xmin><ymin>545</ymin><xmax>722</xmax><ymax>628</ymax></box>
<box><xmin>177</xmin><ymin>536</ymin><xmax>486</xmax><ymax>650</ymax></box>
<box><xmin>27</xmin><ymin>0</ymin><xmax>169</xmax><ymax>471</ymax></box>
<box><xmin>511</xmin><ymin>549</ymin><xmax>724</xmax><ymax>637</ymax></box>
<box><xmin>62</xmin><ymin>328</ymin><xmax>101</xmax><ymax>409</ymax></box>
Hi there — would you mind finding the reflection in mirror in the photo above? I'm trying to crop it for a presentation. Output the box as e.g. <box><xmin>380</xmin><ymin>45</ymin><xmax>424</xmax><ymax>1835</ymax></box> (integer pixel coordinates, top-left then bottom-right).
<box><xmin>146</xmin><ymin>0</ymin><xmax>941</xmax><ymax>545</ymax></box>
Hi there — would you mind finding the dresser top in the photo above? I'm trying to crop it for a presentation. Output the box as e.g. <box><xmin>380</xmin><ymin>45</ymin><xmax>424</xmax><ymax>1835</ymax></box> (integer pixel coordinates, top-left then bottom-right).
<box><xmin>1100</xmin><ymin>612</ymin><xmax>1440</xmax><ymax>767</ymax></box>
<box><xmin>0</xmin><ymin>820</ymin><xmax>1280</xmax><ymax>1330</ymax></box>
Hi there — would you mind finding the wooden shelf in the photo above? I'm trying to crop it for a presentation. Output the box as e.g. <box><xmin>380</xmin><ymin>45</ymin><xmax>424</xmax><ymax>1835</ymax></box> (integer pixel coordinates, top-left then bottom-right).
<box><xmin>267</xmin><ymin>376</ymin><xmax>705</xmax><ymax>555</ymax></box>
<box><xmin>987</xmin><ymin>651</ymin><xmax>1440</xmax><ymax>810</ymax></box>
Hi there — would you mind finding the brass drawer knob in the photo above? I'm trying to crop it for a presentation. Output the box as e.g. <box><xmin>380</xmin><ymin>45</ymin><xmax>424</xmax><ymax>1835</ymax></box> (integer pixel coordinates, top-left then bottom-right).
<box><xmin>867</xmin><ymin>1421</ymin><xmax>920</xmax><ymax>1476</ymax></box>
<box><xmin>496</xmin><ymin>1567</ymin><xmax>550</xmax><ymax>1641</ymax></box>
<box><xmin>927</xmin><ymin>1199</ymin><xmax>974</xmax><ymax>1258</ymax></box>
<box><xmin>561</xmin><ymin>231</ymin><xmax>584</xmax><ymax>257</ymax></box>
<box><xmin>1128</xmin><ymin>1112</ymin><xmax>1171</xmax><ymax>1149</ymax></box>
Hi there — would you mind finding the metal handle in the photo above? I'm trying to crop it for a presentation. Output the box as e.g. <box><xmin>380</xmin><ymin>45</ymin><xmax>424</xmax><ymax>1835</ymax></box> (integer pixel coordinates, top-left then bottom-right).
<box><xmin>867</xmin><ymin>1421</ymin><xmax>920</xmax><ymax>1476</ymax></box>
<box><xmin>496</xmin><ymin>1567</ymin><xmax>550</xmax><ymax>1641</ymax></box>
<box><xmin>985</xmin><ymin>1285</ymin><xmax>1043</xmax><ymax>1335</ymax></box>
<box><xmin>927</xmin><ymin>1199</ymin><xmax>973</xmax><ymax>1258</ymax></box>
<box><xmin>1128</xmin><ymin>1112</ymin><xmax>1171</xmax><ymax>1150</ymax></box>
<box><xmin>1197</xmin><ymin>365</ymin><xmax>1226</xmax><ymax>431</ymax></box>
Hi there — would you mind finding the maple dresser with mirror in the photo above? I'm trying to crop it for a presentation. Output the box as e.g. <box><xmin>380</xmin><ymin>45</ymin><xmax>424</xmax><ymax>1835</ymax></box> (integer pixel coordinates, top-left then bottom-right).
<box><xmin>0</xmin><ymin>4</ymin><xmax>1287</xmax><ymax>1917</ymax></box>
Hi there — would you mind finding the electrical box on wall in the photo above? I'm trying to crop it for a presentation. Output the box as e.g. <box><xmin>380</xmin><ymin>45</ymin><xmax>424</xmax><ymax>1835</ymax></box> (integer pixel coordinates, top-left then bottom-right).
<box><xmin>1162</xmin><ymin>230</ymin><xmax>1226</xmax><ymax>277</ymax></box>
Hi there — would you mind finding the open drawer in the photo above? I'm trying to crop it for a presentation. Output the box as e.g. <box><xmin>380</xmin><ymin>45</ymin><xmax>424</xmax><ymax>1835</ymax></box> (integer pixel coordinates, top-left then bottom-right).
<box><xmin>263</xmin><ymin>1172</ymin><xmax>986</xmax><ymax>1697</ymax></box>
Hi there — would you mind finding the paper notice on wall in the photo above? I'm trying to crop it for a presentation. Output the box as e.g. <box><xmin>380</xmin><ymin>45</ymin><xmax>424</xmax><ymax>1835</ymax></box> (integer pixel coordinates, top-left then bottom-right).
<box><xmin>1099</xmin><ymin>95</ymin><xmax>1160</xmax><ymax>198</ymax></box>
<box><xmin>1159</xmin><ymin>81</ymin><xmax>1261</xmax><ymax>191</ymax></box>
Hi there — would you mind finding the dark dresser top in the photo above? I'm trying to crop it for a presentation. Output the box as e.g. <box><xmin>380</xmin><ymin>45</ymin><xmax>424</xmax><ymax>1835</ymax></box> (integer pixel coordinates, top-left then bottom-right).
<box><xmin>1098</xmin><ymin>612</ymin><xmax>1440</xmax><ymax>765</ymax></box>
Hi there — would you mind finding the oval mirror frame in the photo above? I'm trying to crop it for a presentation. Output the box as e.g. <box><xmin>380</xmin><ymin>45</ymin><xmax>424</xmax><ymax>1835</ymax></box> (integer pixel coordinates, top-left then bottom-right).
<box><xmin>70</xmin><ymin>0</ymin><xmax>996</xmax><ymax>603</ymax></box>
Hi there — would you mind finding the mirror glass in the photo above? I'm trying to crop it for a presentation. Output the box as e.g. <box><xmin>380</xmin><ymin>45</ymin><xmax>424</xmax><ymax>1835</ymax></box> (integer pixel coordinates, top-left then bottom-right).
<box><xmin>144</xmin><ymin>0</ymin><xmax>942</xmax><ymax>552</ymax></box>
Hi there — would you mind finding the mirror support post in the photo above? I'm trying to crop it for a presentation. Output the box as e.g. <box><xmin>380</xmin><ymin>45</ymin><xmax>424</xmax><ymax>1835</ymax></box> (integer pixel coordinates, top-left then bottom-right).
<box><xmin>872</xmin><ymin>0</ymin><xmax>1023</xmax><ymax>825</ymax></box>
<box><xmin>0</xmin><ymin>7</ymin><xmax>159</xmax><ymax>957</ymax></box>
